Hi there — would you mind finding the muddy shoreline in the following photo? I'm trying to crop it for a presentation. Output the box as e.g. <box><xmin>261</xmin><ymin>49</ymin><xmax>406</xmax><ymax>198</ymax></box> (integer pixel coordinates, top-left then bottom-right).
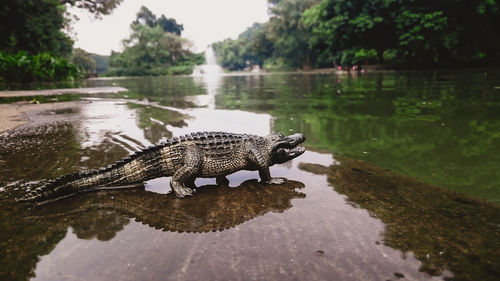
<box><xmin>0</xmin><ymin>86</ymin><xmax>128</xmax><ymax>133</ymax></box>
<box><xmin>0</xmin><ymin>86</ymin><xmax>127</xmax><ymax>98</ymax></box>
<box><xmin>0</xmin><ymin>102</ymin><xmax>85</xmax><ymax>133</ymax></box>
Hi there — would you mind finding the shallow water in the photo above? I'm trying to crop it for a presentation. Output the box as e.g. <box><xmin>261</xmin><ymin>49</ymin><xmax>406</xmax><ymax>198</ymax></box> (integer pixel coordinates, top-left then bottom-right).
<box><xmin>84</xmin><ymin>70</ymin><xmax>500</xmax><ymax>203</ymax></box>
<box><xmin>0</xmin><ymin>70</ymin><xmax>499</xmax><ymax>281</ymax></box>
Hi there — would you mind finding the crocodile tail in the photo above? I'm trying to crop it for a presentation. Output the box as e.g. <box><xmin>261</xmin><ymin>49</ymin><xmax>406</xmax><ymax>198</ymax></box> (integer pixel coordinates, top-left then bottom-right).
<box><xmin>17</xmin><ymin>133</ymin><xmax>200</xmax><ymax>203</ymax></box>
<box><xmin>18</xmin><ymin>165</ymin><xmax>125</xmax><ymax>203</ymax></box>
<box><xmin>19</xmin><ymin>151</ymin><xmax>151</xmax><ymax>202</ymax></box>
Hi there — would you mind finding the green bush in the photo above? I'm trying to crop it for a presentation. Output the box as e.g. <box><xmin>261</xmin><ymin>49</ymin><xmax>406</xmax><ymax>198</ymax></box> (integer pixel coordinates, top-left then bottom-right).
<box><xmin>0</xmin><ymin>51</ymin><xmax>81</xmax><ymax>83</ymax></box>
<box><xmin>339</xmin><ymin>48</ymin><xmax>378</xmax><ymax>66</ymax></box>
<box><xmin>166</xmin><ymin>65</ymin><xmax>194</xmax><ymax>75</ymax></box>
<box><xmin>263</xmin><ymin>58</ymin><xmax>292</xmax><ymax>71</ymax></box>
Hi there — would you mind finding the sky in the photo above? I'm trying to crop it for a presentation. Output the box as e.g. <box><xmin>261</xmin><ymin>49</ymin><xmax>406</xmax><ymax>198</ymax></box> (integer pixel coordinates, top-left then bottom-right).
<box><xmin>69</xmin><ymin>0</ymin><xmax>270</xmax><ymax>55</ymax></box>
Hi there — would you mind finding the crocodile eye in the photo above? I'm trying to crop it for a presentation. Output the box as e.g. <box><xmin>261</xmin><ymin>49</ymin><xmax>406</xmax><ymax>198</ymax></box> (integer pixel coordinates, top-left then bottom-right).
<box><xmin>277</xmin><ymin>133</ymin><xmax>285</xmax><ymax>139</ymax></box>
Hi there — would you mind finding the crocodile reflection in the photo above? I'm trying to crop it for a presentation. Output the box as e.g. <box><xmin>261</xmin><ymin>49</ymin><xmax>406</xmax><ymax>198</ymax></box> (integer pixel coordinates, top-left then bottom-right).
<box><xmin>29</xmin><ymin>179</ymin><xmax>305</xmax><ymax>233</ymax></box>
<box><xmin>0</xmin><ymin>180</ymin><xmax>305</xmax><ymax>281</ymax></box>
<box><xmin>299</xmin><ymin>158</ymin><xmax>500</xmax><ymax>281</ymax></box>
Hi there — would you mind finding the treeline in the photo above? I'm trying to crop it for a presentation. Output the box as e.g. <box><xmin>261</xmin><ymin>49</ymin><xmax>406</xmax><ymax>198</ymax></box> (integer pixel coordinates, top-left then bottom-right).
<box><xmin>108</xmin><ymin>6</ymin><xmax>204</xmax><ymax>76</ymax></box>
<box><xmin>0</xmin><ymin>0</ymin><xmax>122</xmax><ymax>83</ymax></box>
<box><xmin>213</xmin><ymin>0</ymin><xmax>500</xmax><ymax>70</ymax></box>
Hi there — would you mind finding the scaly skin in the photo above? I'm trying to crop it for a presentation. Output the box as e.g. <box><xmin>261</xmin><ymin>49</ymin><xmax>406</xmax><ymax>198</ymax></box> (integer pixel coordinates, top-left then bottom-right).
<box><xmin>20</xmin><ymin>131</ymin><xmax>306</xmax><ymax>202</ymax></box>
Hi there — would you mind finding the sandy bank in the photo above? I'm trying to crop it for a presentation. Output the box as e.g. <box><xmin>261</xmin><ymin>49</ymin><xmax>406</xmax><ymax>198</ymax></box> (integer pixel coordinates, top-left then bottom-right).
<box><xmin>0</xmin><ymin>86</ymin><xmax>129</xmax><ymax>132</ymax></box>
<box><xmin>0</xmin><ymin>102</ymin><xmax>84</xmax><ymax>133</ymax></box>
<box><xmin>0</xmin><ymin>86</ymin><xmax>127</xmax><ymax>98</ymax></box>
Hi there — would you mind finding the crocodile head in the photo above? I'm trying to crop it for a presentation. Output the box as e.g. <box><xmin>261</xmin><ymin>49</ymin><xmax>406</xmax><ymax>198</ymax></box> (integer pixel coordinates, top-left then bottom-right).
<box><xmin>268</xmin><ymin>132</ymin><xmax>306</xmax><ymax>164</ymax></box>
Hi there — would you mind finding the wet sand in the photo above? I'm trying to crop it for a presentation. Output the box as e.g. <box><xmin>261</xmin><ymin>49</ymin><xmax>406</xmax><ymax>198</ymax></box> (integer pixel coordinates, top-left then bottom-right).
<box><xmin>0</xmin><ymin>104</ymin><xmax>29</xmax><ymax>132</ymax></box>
<box><xmin>0</xmin><ymin>102</ymin><xmax>84</xmax><ymax>133</ymax></box>
<box><xmin>0</xmin><ymin>86</ymin><xmax>127</xmax><ymax>132</ymax></box>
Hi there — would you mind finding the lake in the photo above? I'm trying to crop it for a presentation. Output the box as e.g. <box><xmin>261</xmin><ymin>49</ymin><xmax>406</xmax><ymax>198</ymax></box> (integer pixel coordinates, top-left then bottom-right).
<box><xmin>1</xmin><ymin>69</ymin><xmax>499</xmax><ymax>281</ymax></box>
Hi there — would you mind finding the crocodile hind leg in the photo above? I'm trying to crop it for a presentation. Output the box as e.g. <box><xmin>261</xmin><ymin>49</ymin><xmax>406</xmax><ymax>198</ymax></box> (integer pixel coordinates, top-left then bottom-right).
<box><xmin>170</xmin><ymin>168</ymin><xmax>197</xmax><ymax>198</ymax></box>
<box><xmin>185</xmin><ymin>177</ymin><xmax>197</xmax><ymax>190</ymax></box>
<box><xmin>170</xmin><ymin>148</ymin><xmax>202</xmax><ymax>198</ymax></box>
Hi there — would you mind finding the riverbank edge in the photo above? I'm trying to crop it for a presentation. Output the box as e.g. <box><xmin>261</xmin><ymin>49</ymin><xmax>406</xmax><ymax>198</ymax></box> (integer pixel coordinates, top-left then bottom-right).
<box><xmin>0</xmin><ymin>86</ymin><xmax>128</xmax><ymax>132</ymax></box>
<box><xmin>0</xmin><ymin>86</ymin><xmax>128</xmax><ymax>98</ymax></box>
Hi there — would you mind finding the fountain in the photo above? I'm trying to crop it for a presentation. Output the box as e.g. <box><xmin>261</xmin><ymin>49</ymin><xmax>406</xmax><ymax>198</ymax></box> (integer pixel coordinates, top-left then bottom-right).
<box><xmin>192</xmin><ymin>46</ymin><xmax>223</xmax><ymax>76</ymax></box>
<box><xmin>189</xmin><ymin>46</ymin><xmax>223</xmax><ymax>109</ymax></box>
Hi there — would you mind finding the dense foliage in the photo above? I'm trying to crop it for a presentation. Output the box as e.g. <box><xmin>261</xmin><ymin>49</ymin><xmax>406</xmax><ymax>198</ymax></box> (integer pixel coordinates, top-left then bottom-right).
<box><xmin>214</xmin><ymin>0</ymin><xmax>500</xmax><ymax>70</ymax></box>
<box><xmin>0</xmin><ymin>51</ymin><xmax>80</xmax><ymax>82</ymax></box>
<box><xmin>108</xmin><ymin>6</ymin><xmax>203</xmax><ymax>76</ymax></box>
<box><xmin>0</xmin><ymin>0</ymin><xmax>117</xmax><ymax>83</ymax></box>
<box><xmin>0</xmin><ymin>0</ymin><xmax>73</xmax><ymax>57</ymax></box>
<box><xmin>0</xmin><ymin>0</ymin><xmax>123</xmax><ymax>83</ymax></box>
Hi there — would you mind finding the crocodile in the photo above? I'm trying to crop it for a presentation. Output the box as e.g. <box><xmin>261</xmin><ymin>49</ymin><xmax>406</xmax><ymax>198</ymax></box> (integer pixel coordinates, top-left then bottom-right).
<box><xmin>22</xmin><ymin>180</ymin><xmax>306</xmax><ymax>233</ymax></box>
<box><xmin>20</xmin><ymin>131</ymin><xmax>306</xmax><ymax>202</ymax></box>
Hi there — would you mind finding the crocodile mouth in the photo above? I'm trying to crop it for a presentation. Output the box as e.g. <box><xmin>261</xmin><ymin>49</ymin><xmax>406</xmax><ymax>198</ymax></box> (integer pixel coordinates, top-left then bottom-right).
<box><xmin>277</xmin><ymin>146</ymin><xmax>306</xmax><ymax>157</ymax></box>
<box><xmin>272</xmin><ymin>133</ymin><xmax>306</xmax><ymax>159</ymax></box>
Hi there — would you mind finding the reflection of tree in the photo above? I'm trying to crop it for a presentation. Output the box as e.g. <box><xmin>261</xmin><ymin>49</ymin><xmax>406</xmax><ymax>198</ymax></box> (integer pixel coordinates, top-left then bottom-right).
<box><xmin>95</xmin><ymin>76</ymin><xmax>206</xmax><ymax>108</ymax></box>
<box><xmin>0</xmin><ymin>180</ymin><xmax>305</xmax><ymax>281</ymax></box>
<box><xmin>299</xmin><ymin>158</ymin><xmax>500</xmax><ymax>281</ymax></box>
<box><xmin>214</xmin><ymin>72</ymin><xmax>500</xmax><ymax>203</ymax></box>
<box><xmin>127</xmin><ymin>103</ymin><xmax>190</xmax><ymax>144</ymax></box>
<box><xmin>79</xmin><ymin>136</ymin><xmax>129</xmax><ymax>170</ymax></box>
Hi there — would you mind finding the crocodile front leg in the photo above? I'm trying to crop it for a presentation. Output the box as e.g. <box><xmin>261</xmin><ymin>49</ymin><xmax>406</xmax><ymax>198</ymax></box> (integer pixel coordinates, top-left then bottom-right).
<box><xmin>249</xmin><ymin>146</ymin><xmax>286</xmax><ymax>185</ymax></box>
<box><xmin>170</xmin><ymin>147</ymin><xmax>202</xmax><ymax>198</ymax></box>
<box><xmin>259</xmin><ymin>168</ymin><xmax>286</xmax><ymax>184</ymax></box>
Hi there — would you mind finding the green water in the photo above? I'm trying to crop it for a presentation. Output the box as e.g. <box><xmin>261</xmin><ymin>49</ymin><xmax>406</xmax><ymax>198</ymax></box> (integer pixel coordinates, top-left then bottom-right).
<box><xmin>1</xmin><ymin>69</ymin><xmax>499</xmax><ymax>281</ymax></box>
<box><xmin>88</xmin><ymin>70</ymin><xmax>500</xmax><ymax>203</ymax></box>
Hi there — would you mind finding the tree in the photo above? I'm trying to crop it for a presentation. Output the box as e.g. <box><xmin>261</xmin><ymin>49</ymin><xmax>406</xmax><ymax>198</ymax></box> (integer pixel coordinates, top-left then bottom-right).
<box><xmin>213</xmin><ymin>23</ymin><xmax>276</xmax><ymax>70</ymax></box>
<box><xmin>213</xmin><ymin>0</ymin><xmax>320</xmax><ymax>71</ymax></box>
<box><xmin>0</xmin><ymin>0</ymin><xmax>73</xmax><ymax>57</ymax></box>
<box><xmin>71</xmin><ymin>48</ymin><xmax>96</xmax><ymax>74</ymax></box>
<box><xmin>212</xmin><ymin>39</ymin><xmax>247</xmax><ymax>70</ymax></box>
<box><xmin>134</xmin><ymin>6</ymin><xmax>184</xmax><ymax>35</ymax></box>
<box><xmin>303</xmin><ymin>0</ymin><xmax>397</xmax><ymax>65</ymax></box>
<box><xmin>267</xmin><ymin>0</ymin><xmax>320</xmax><ymax>69</ymax></box>
<box><xmin>157</xmin><ymin>15</ymin><xmax>184</xmax><ymax>36</ymax></box>
<box><xmin>241</xmin><ymin>23</ymin><xmax>275</xmax><ymax>66</ymax></box>
<box><xmin>108</xmin><ymin>7</ymin><xmax>196</xmax><ymax>76</ymax></box>
<box><xmin>394</xmin><ymin>10</ymin><xmax>450</xmax><ymax>63</ymax></box>
<box><xmin>134</xmin><ymin>6</ymin><xmax>157</xmax><ymax>27</ymax></box>
<box><xmin>61</xmin><ymin>0</ymin><xmax>123</xmax><ymax>17</ymax></box>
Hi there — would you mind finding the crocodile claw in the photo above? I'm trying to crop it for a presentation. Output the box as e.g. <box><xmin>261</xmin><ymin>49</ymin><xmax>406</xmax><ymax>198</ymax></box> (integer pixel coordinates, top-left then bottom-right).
<box><xmin>264</xmin><ymin>177</ymin><xmax>286</xmax><ymax>185</ymax></box>
<box><xmin>177</xmin><ymin>186</ymin><xmax>195</xmax><ymax>198</ymax></box>
<box><xmin>171</xmin><ymin>181</ymin><xmax>195</xmax><ymax>198</ymax></box>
